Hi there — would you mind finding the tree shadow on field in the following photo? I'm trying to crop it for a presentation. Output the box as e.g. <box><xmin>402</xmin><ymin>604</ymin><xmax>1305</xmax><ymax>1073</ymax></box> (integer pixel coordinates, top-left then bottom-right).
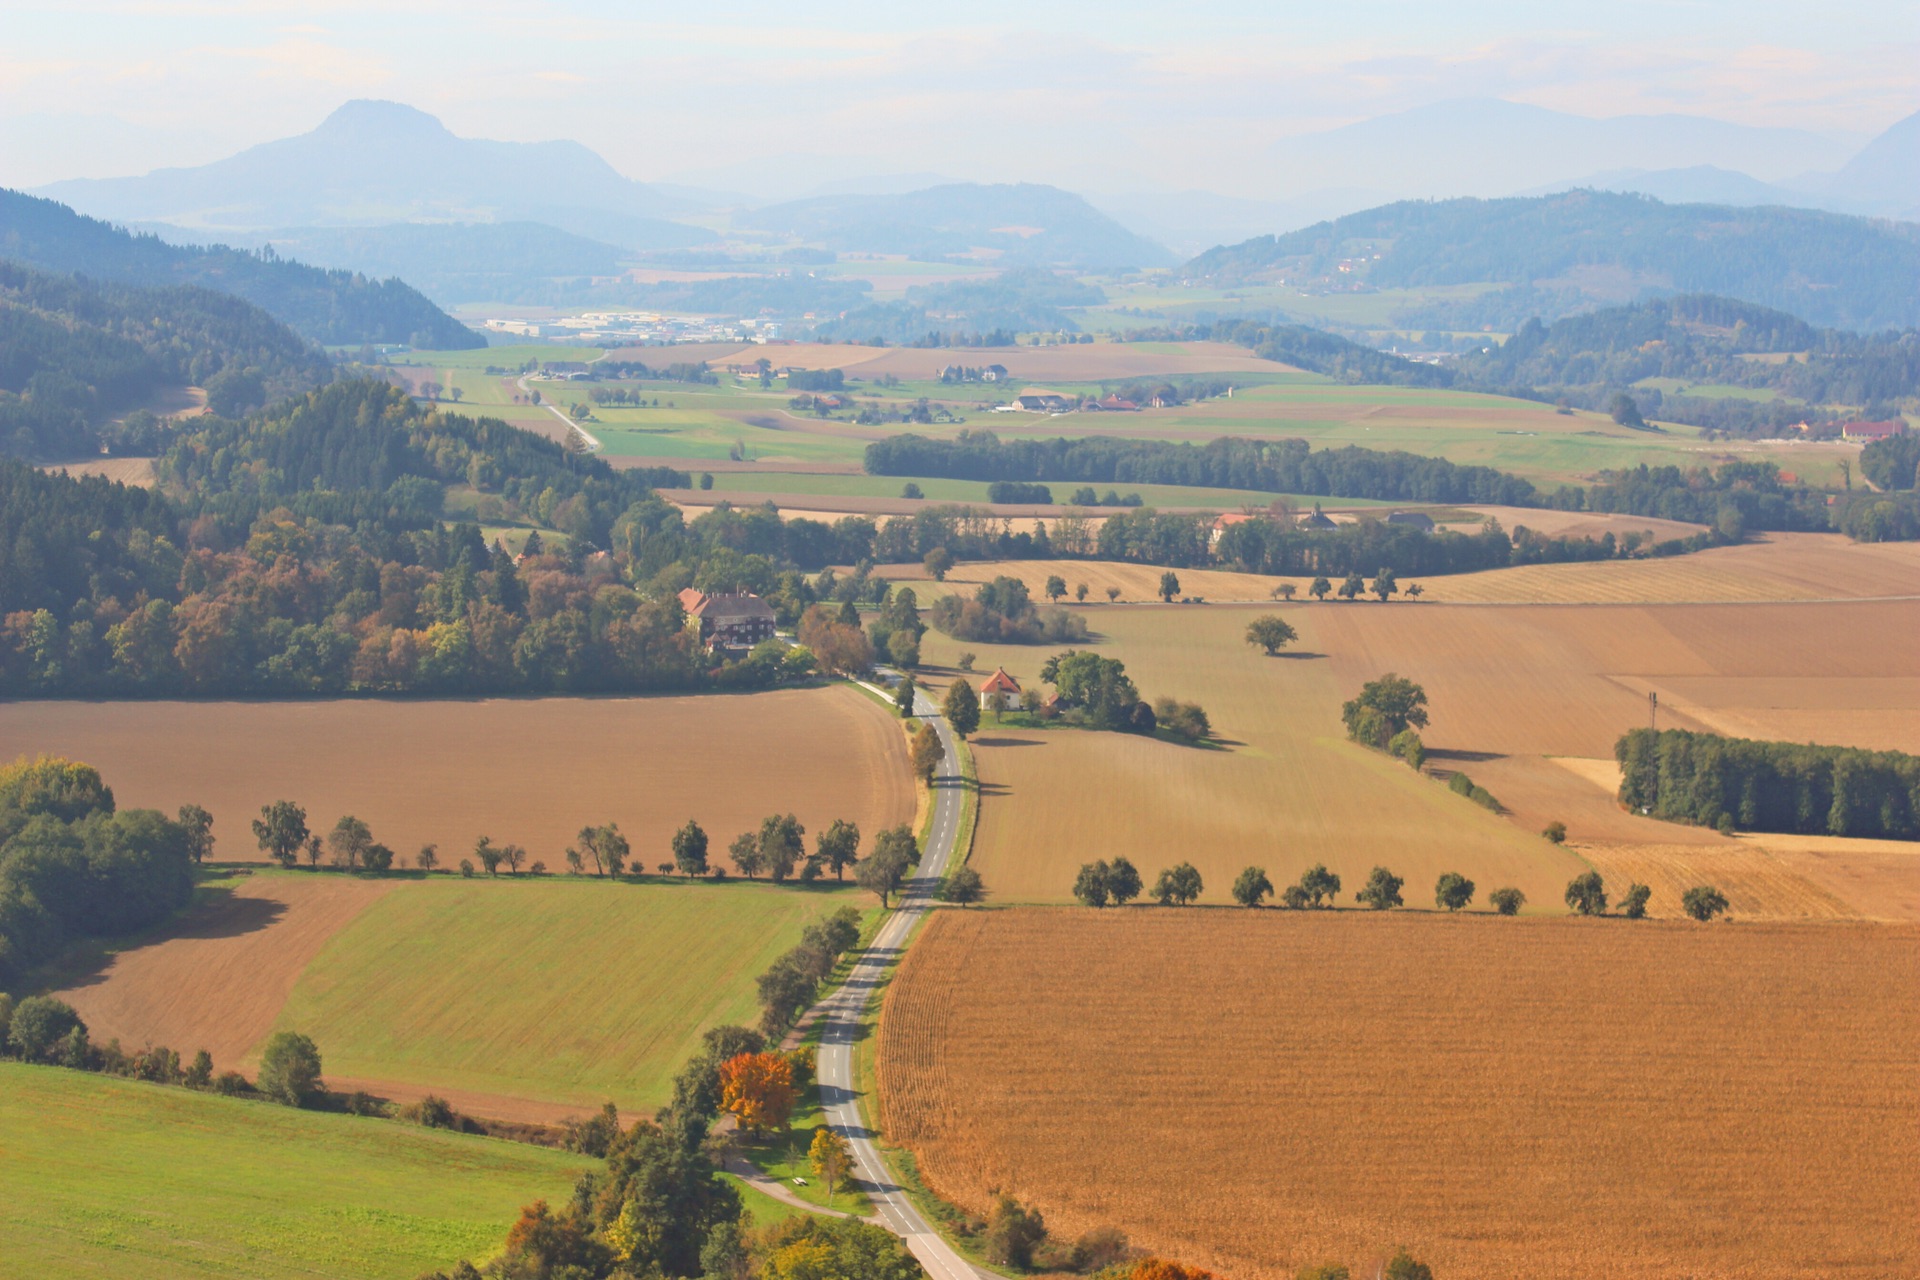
<box><xmin>1268</xmin><ymin>650</ymin><xmax>1327</xmax><ymax>660</ymax></box>
<box><xmin>1425</xmin><ymin>747</ymin><xmax>1508</xmax><ymax>763</ymax></box>
<box><xmin>45</xmin><ymin>890</ymin><xmax>287</xmax><ymax>992</ymax></box>
<box><xmin>972</xmin><ymin>736</ymin><xmax>1043</xmax><ymax>748</ymax></box>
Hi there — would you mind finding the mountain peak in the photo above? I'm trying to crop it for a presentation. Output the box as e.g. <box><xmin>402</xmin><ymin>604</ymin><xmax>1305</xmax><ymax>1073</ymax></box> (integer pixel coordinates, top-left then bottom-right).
<box><xmin>313</xmin><ymin>100</ymin><xmax>452</xmax><ymax>140</ymax></box>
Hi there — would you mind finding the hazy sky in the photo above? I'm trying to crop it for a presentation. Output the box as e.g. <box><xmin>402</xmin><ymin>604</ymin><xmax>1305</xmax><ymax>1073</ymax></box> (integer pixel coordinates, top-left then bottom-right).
<box><xmin>2</xmin><ymin>0</ymin><xmax>1915</xmax><ymax>191</ymax></box>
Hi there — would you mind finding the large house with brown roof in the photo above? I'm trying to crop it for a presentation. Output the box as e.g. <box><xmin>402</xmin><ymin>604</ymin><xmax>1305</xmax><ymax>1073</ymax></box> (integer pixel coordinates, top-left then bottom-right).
<box><xmin>678</xmin><ymin>589</ymin><xmax>777</xmax><ymax>651</ymax></box>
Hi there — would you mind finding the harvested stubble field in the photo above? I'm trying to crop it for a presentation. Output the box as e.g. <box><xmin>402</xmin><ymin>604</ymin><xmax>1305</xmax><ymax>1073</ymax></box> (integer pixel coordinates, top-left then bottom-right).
<box><xmin>53</xmin><ymin>875</ymin><xmax>861</xmax><ymax>1122</ymax></box>
<box><xmin>911</xmin><ymin>586</ymin><xmax>1920</xmax><ymax>919</ymax></box>
<box><xmin>0</xmin><ymin>686</ymin><xmax>911</xmax><ymax>868</ymax></box>
<box><xmin>913</xmin><ymin>605</ymin><xmax>1587</xmax><ymax>909</ymax></box>
<box><xmin>878</xmin><ymin>909</ymin><xmax>1920</xmax><ymax>1280</ymax></box>
<box><xmin>886</xmin><ymin>532</ymin><xmax>1920</xmax><ymax>610</ymax></box>
<box><xmin>0</xmin><ymin>1062</ymin><xmax>583</xmax><ymax>1279</ymax></box>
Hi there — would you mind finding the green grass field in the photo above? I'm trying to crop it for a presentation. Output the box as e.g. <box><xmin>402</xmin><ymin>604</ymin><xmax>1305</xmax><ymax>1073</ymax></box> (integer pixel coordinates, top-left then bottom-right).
<box><xmin>396</xmin><ymin>339</ymin><xmax>1833</xmax><ymax>500</ymax></box>
<box><xmin>0</xmin><ymin>1063</ymin><xmax>584</xmax><ymax>1279</ymax></box>
<box><xmin>272</xmin><ymin>878</ymin><xmax>871</xmax><ymax>1112</ymax></box>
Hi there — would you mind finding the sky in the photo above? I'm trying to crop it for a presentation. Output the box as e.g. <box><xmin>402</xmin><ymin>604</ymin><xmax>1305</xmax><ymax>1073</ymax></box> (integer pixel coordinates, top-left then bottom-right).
<box><xmin>1</xmin><ymin>0</ymin><xmax>1915</xmax><ymax>193</ymax></box>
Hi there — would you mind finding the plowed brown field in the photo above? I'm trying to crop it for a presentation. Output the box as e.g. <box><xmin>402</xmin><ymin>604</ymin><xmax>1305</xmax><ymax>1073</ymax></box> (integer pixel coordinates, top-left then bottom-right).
<box><xmin>878</xmin><ymin>909</ymin><xmax>1920</xmax><ymax>1280</ymax></box>
<box><xmin>0</xmin><ymin>687</ymin><xmax>911</xmax><ymax>867</ymax></box>
<box><xmin>55</xmin><ymin>874</ymin><xmax>392</xmax><ymax>1070</ymax></box>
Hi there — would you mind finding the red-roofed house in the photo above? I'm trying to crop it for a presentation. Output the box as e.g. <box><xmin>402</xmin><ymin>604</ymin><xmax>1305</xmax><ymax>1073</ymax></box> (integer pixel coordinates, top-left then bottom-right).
<box><xmin>678</xmin><ymin>589</ymin><xmax>777</xmax><ymax>651</ymax></box>
<box><xmin>980</xmin><ymin>667</ymin><xmax>1022</xmax><ymax>696</ymax></box>
<box><xmin>1209</xmin><ymin>512</ymin><xmax>1255</xmax><ymax>546</ymax></box>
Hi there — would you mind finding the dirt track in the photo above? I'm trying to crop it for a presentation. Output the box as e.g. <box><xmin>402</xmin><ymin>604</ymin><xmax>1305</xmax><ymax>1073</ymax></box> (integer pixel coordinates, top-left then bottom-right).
<box><xmin>54</xmin><ymin>875</ymin><xmax>393</xmax><ymax>1072</ymax></box>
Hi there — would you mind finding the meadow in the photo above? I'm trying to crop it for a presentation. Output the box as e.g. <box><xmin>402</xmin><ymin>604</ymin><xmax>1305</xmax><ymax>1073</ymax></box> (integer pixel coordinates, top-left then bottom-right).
<box><xmin>54</xmin><ymin>873</ymin><xmax>868</xmax><ymax>1122</ymax></box>
<box><xmin>877</xmin><ymin>909</ymin><xmax>1920</xmax><ymax>1280</ymax></box>
<box><xmin>0</xmin><ymin>1062</ymin><xmax>584</xmax><ymax>1279</ymax></box>
<box><xmin>393</xmin><ymin>337</ymin><xmax>1843</xmax><ymax>506</ymax></box>
<box><xmin>0</xmin><ymin>687</ymin><xmax>912</xmax><ymax>871</ymax></box>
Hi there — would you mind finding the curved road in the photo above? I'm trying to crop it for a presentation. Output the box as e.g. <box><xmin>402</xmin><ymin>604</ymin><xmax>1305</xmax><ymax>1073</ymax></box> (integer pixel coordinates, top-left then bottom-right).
<box><xmin>815</xmin><ymin>685</ymin><xmax>980</xmax><ymax>1280</ymax></box>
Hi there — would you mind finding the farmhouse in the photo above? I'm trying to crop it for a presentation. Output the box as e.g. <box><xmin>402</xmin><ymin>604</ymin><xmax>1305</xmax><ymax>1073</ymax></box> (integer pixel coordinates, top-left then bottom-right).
<box><xmin>1209</xmin><ymin>513</ymin><xmax>1254</xmax><ymax>546</ymax></box>
<box><xmin>540</xmin><ymin>361</ymin><xmax>592</xmax><ymax>379</ymax></box>
<box><xmin>980</xmin><ymin>667</ymin><xmax>1022</xmax><ymax>697</ymax></box>
<box><xmin>982</xmin><ymin>364</ymin><xmax>1010</xmax><ymax>382</ymax></box>
<box><xmin>1840</xmin><ymin>419</ymin><xmax>1907</xmax><ymax>441</ymax></box>
<box><xmin>1013</xmin><ymin>388</ymin><xmax>1074</xmax><ymax>412</ymax></box>
<box><xmin>677</xmin><ymin>589</ymin><xmax>777</xmax><ymax>651</ymax></box>
<box><xmin>1387</xmin><ymin>511</ymin><xmax>1436</xmax><ymax>531</ymax></box>
<box><xmin>1093</xmin><ymin>394</ymin><xmax>1140</xmax><ymax>412</ymax></box>
<box><xmin>1300</xmin><ymin>509</ymin><xmax>1339</xmax><ymax>530</ymax></box>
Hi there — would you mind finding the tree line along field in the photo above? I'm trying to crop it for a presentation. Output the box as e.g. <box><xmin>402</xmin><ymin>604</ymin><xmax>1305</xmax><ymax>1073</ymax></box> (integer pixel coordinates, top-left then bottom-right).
<box><xmin>53</xmin><ymin>873</ymin><xmax>865</xmax><ymax>1123</ymax></box>
<box><xmin>0</xmin><ymin>687</ymin><xmax>912</xmax><ymax>872</ymax></box>
<box><xmin>905</xmin><ymin>583</ymin><xmax>1920</xmax><ymax>919</ymax></box>
<box><xmin>0</xmin><ymin>1062</ymin><xmax>585</xmax><ymax>1279</ymax></box>
<box><xmin>877</xmin><ymin>909</ymin><xmax>1920</xmax><ymax>1280</ymax></box>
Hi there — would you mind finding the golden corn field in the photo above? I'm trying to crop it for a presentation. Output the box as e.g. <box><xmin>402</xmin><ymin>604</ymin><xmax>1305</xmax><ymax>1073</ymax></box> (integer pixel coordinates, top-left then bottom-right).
<box><xmin>878</xmin><ymin>908</ymin><xmax>1920</xmax><ymax>1279</ymax></box>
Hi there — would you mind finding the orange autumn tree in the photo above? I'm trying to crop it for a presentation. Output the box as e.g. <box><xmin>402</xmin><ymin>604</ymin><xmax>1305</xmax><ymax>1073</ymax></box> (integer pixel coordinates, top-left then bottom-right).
<box><xmin>719</xmin><ymin>1051</ymin><xmax>797</xmax><ymax>1133</ymax></box>
<box><xmin>1130</xmin><ymin>1260</ymin><xmax>1214</xmax><ymax>1280</ymax></box>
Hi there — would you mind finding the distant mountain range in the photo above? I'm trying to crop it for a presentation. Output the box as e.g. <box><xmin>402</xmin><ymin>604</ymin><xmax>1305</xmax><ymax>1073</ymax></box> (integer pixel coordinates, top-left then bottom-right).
<box><xmin>34</xmin><ymin>100</ymin><xmax>708</xmax><ymax>251</ymax></box>
<box><xmin>1183</xmin><ymin>191</ymin><xmax>1920</xmax><ymax>332</ymax></box>
<box><xmin>0</xmin><ymin>188</ymin><xmax>480</xmax><ymax>347</ymax></box>
<box><xmin>735</xmin><ymin>183</ymin><xmax>1174</xmax><ymax>271</ymax></box>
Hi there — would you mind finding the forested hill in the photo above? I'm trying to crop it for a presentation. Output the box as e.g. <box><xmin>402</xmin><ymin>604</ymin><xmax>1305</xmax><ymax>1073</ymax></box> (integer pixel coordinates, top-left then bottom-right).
<box><xmin>0</xmin><ymin>189</ymin><xmax>482</xmax><ymax>349</ymax></box>
<box><xmin>1452</xmin><ymin>294</ymin><xmax>1920</xmax><ymax>432</ymax></box>
<box><xmin>0</xmin><ymin>261</ymin><xmax>330</xmax><ymax>458</ymax></box>
<box><xmin>1182</xmin><ymin>191</ymin><xmax>1920</xmax><ymax>332</ymax></box>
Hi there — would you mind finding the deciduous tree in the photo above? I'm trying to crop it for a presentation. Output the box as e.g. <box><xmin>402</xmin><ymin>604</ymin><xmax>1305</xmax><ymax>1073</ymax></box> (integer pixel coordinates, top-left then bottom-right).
<box><xmin>251</xmin><ymin>800</ymin><xmax>308</xmax><ymax>868</ymax></box>
<box><xmin>1682</xmin><ymin>884</ymin><xmax>1729</xmax><ymax>921</ymax></box>
<box><xmin>1231</xmin><ymin>866</ymin><xmax>1273</xmax><ymax>907</ymax></box>
<box><xmin>1106</xmin><ymin>856</ymin><xmax>1142</xmax><ymax>905</ymax></box>
<box><xmin>759</xmin><ymin>813</ymin><xmax>806</xmax><ymax>882</ymax></box>
<box><xmin>943</xmin><ymin>678</ymin><xmax>980</xmax><ymax>738</ymax></box>
<box><xmin>1153</xmin><ymin>862</ymin><xmax>1203</xmax><ymax>905</ymax></box>
<box><xmin>730</xmin><ymin>830</ymin><xmax>766</xmax><ymax>878</ymax></box>
<box><xmin>910</xmin><ymin>723</ymin><xmax>946</xmax><ymax>783</ymax></box>
<box><xmin>1356</xmin><ymin>865</ymin><xmax>1405</xmax><ymax>909</ymax></box>
<box><xmin>893</xmin><ymin>674</ymin><xmax>917</xmax><ymax>717</ymax></box>
<box><xmin>1073</xmin><ymin>861</ymin><xmax>1111</xmax><ymax>907</ymax></box>
<box><xmin>942</xmin><ymin>865</ymin><xmax>984</xmax><ymax>905</ymax></box>
<box><xmin>673</xmin><ymin>819</ymin><xmax>709</xmax><ymax>875</ymax></box>
<box><xmin>1621</xmin><ymin>882</ymin><xmax>1652</xmax><ymax>918</ymax></box>
<box><xmin>1245</xmin><ymin>615</ymin><xmax>1299</xmax><ymax>655</ymax></box>
<box><xmin>1565</xmin><ymin>870</ymin><xmax>1608</xmax><ymax>915</ymax></box>
<box><xmin>1434</xmin><ymin>871</ymin><xmax>1475</xmax><ymax>911</ymax></box>
<box><xmin>1371</xmin><ymin>567</ymin><xmax>1398</xmax><ymax>601</ymax></box>
<box><xmin>719</xmin><ymin>1051</ymin><xmax>796</xmax><ymax>1134</ymax></box>
<box><xmin>1489</xmin><ymin>886</ymin><xmax>1526</xmax><ymax>915</ymax></box>
<box><xmin>809</xmin><ymin>1124</ymin><xmax>853</xmax><ymax>1203</ymax></box>
<box><xmin>258</xmin><ymin>1030</ymin><xmax>323</xmax><ymax>1106</ymax></box>
<box><xmin>177</xmin><ymin>804</ymin><xmax>214</xmax><ymax>863</ymax></box>
<box><xmin>815</xmin><ymin>819</ymin><xmax>859</xmax><ymax>879</ymax></box>
<box><xmin>1308</xmin><ymin>575</ymin><xmax>1331</xmax><ymax>601</ymax></box>
<box><xmin>1297</xmin><ymin>863</ymin><xmax>1342</xmax><ymax>907</ymax></box>
<box><xmin>327</xmin><ymin>815</ymin><xmax>373</xmax><ymax>870</ymax></box>
<box><xmin>858</xmin><ymin>826</ymin><xmax>916</xmax><ymax>907</ymax></box>
<box><xmin>1158</xmin><ymin>571</ymin><xmax>1181</xmax><ymax>602</ymax></box>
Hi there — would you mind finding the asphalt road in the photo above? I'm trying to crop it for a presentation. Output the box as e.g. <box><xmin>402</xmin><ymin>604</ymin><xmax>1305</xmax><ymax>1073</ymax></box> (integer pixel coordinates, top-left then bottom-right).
<box><xmin>815</xmin><ymin>685</ymin><xmax>981</xmax><ymax>1280</ymax></box>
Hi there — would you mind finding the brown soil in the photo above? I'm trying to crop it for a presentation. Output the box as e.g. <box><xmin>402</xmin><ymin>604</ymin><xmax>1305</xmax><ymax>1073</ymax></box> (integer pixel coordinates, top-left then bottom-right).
<box><xmin>0</xmin><ymin>687</ymin><xmax>912</xmax><ymax>870</ymax></box>
<box><xmin>53</xmin><ymin>874</ymin><xmax>392</xmax><ymax>1071</ymax></box>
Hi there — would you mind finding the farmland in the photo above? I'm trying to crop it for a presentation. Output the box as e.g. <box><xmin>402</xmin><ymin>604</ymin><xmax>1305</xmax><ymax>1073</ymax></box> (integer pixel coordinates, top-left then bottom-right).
<box><xmin>54</xmin><ymin>873</ymin><xmax>867</xmax><ymax>1121</ymax></box>
<box><xmin>0</xmin><ymin>1062</ymin><xmax>584</xmax><ymax>1279</ymax></box>
<box><xmin>0</xmin><ymin>687</ymin><xmax>912</xmax><ymax>869</ymax></box>
<box><xmin>903</xmin><ymin>579</ymin><xmax>1920</xmax><ymax>919</ymax></box>
<box><xmin>877</xmin><ymin>909</ymin><xmax>1920</xmax><ymax>1280</ymax></box>
<box><xmin>390</xmin><ymin>336</ymin><xmax>1855</xmax><ymax>517</ymax></box>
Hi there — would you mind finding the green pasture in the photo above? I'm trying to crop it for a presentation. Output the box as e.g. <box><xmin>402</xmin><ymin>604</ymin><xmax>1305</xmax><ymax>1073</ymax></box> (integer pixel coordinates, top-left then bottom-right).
<box><xmin>1634</xmin><ymin>377</ymin><xmax>1786</xmax><ymax>402</ymax></box>
<box><xmin>0</xmin><ymin>1063</ymin><xmax>583</xmax><ymax>1279</ymax></box>
<box><xmin>271</xmin><ymin>876</ymin><xmax>868</xmax><ymax>1113</ymax></box>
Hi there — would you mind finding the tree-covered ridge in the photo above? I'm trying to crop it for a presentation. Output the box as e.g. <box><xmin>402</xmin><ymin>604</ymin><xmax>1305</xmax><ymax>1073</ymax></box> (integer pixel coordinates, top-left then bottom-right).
<box><xmin>1452</xmin><ymin>295</ymin><xmax>1920</xmax><ymax>431</ymax></box>
<box><xmin>0</xmin><ymin>188</ymin><xmax>481</xmax><ymax>348</ymax></box>
<box><xmin>0</xmin><ymin>261</ymin><xmax>331</xmax><ymax>457</ymax></box>
<box><xmin>1182</xmin><ymin>191</ymin><xmax>1920</xmax><ymax>332</ymax></box>
<box><xmin>0</xmin><ymin>382</ymin><xmax>904</xmax><ymax>697</ymax></box>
